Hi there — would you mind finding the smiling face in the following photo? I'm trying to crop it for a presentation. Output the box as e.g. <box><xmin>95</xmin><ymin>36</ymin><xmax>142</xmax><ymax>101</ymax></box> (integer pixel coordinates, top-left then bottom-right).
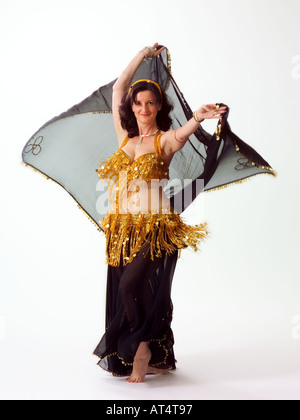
<box><xmin>131</xmin><ymin>90</ymin><xmax>162</xmax><ymax>127</ymax></box>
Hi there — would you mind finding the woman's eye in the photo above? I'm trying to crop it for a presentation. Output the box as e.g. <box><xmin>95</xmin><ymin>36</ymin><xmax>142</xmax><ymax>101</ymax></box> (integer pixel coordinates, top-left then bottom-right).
<box><xmin>134</xmin><ymin>101</ymin><xmax>155</xmax><ymax>106</ymax></box>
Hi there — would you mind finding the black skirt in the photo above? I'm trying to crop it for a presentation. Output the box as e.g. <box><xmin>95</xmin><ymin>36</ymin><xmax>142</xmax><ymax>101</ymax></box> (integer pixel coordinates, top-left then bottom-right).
<box><xmin>93</xmin><ymin>236</ymin><xmax>179</xmax><ymax>377</ymax></box>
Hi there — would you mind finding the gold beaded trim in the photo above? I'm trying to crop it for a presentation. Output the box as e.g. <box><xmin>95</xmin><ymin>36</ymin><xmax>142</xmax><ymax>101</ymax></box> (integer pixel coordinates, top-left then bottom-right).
<box><xmin>203</xmin><ymin>140</ymin><xmax>277</xmax><ymax>194</ymax></box>
<box><xmin>164</xmin><ymin>48</ymin><xmax>172</xmax><ymax>92</ymax></box>
<box><xmin>148</xmin><ymin>335</ymin><xmax>170</xmax><ymax>368</ymax></box>
<box><xmin>92</xmin><ymin>333</ymin><xmax>174</xmax><ymax>376</ymax></box>
<box><xmin>233</xmin><ymin>138</ymin><xmax>278</xmax><ymax>177</ymax></box>
<box><xmin>166</xmin><ymin>48</ymin><xmax>172</xmax><ymax>75</ymax></box>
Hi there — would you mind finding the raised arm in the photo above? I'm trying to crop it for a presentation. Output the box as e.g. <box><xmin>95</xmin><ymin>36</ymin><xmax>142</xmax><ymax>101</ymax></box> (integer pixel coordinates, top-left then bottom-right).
<box><xmin>163</xmin><ymin>104</ymin><xmax>228</xmax><ymax>154</ymax></box>
<box><xmin>112</xmin><ymin>43</ymin><xmax>166</xmax><ymax>146</ymax></box>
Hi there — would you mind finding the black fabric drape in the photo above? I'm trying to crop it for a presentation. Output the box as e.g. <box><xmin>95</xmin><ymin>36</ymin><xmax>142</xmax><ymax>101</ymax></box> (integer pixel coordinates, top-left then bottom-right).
<box><xmin>21</xmin><ymin>47</ymin><xmax>277</xmax><ymax>232</ymax></box>
<box><xmin>21</xmin><ymin>46</ymin><xmax>278</xmax><ymax>378</ymax></box>
<box><xmin>93</xmin><ymin>236</ymin><xmax>179</xmax><ymax>377</ymax></box>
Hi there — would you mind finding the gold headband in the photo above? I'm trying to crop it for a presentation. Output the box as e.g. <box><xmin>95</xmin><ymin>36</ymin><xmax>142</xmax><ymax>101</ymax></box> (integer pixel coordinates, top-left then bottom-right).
<box><xmin>128</xmin><ymin>79</ymin><xmax>163</xmax><ymax>100</ymax></box>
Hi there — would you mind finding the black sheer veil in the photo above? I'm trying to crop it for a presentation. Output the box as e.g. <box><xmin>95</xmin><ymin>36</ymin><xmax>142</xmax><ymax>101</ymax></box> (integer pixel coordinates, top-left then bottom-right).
<box><xmin>21</xmin><ymin>46</ymin><xmax>277</xmax><ymax>233</ymax></box>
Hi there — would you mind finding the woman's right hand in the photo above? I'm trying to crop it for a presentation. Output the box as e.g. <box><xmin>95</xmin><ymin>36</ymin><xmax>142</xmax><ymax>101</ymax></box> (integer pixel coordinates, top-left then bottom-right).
<box><xmin>196</xmin><ymin>104</ymin><xmax>228</xmax><ymax>120</ymax></box>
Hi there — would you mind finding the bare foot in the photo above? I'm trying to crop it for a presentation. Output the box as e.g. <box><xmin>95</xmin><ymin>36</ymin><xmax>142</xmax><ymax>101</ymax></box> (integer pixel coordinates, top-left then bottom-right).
<box><xmin>146</xmin><ymin>366</ymin><xmax>170</xmax><ymax>375</ymax></box>
<box><xmin>126</xmin><ymin>342</ymin><xmax>152</xmax><ymax>383</ymax></box>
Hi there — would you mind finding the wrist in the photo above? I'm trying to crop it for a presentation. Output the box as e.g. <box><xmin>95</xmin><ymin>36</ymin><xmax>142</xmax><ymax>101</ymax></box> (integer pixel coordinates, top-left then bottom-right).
<box><xmin>139</xmin><ymin>48</ymin><xmax>148</xmax><ymax>59</ymax></box>
<box><xmin>139</xmin><ymin>49</ymin><xmax>147</xmax><ymax>58</ymax></box>
<box><xmin>193</xmin><ymin>111</ymin><xmax>204</xmax><ymax>124</ymax></box>
<box><xmin>139</xmin><ymin>46</ymin><xmax>154</xmax><ymax>61</ymax></box>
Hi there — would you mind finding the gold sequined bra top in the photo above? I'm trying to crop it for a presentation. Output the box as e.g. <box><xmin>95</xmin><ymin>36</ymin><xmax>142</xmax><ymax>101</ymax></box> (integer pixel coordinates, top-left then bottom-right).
<box><xmin>96</xmin><ymin>131</ymin><xmax>210</xmax><ymax>267</ymax></box>
<box><xmin>97</xmin><ymin>131</ymin><xmax>169</xmax><ymax>184</ymax></box>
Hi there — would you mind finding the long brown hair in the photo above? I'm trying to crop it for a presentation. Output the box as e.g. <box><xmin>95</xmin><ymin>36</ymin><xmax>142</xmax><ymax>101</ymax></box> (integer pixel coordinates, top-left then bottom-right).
<box><xmin>119</xmin><ymin>81</ymin><xmax>174</xmax><ymax>138</ymax></box>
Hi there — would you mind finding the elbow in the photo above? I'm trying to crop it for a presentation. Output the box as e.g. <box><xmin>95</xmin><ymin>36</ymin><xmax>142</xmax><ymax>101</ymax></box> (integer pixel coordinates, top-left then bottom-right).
<box><xmin>175</xmin><ymin>129</ymin><xmax>189</xmax><ymax>143</ymax></box>
<box><xmin>113</xmin><ymin>81</ymin><xmax>128</xmax><ymax>99</ymax></box>
<box><xmin>113</xmin><ymin>77</ymin><xmax>124</xmax><ymax>91</ymax></box>
<box><xmin>168</xmin><ymin>130</ymin><xmax>188</xmax><ymax>153</ymax></box>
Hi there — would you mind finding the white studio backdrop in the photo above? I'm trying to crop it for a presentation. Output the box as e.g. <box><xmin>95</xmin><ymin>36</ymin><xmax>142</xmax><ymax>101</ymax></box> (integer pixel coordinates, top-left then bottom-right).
<box><xmin>0</xmin><ymin>0</ymin><xmax>300</xmax><ymax>400</ymax></box>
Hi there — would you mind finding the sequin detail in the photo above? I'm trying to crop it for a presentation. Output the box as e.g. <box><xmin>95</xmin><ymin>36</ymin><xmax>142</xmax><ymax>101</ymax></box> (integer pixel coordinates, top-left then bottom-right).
<box><xmin>97</xmin><ymin>132</ymin><xmax>210</xmax><ymax>266</ymax></box>
<box><xmin>100</xmin><ymin>210</ymin><xmax>210</xmax><ymax>267</ymax></box>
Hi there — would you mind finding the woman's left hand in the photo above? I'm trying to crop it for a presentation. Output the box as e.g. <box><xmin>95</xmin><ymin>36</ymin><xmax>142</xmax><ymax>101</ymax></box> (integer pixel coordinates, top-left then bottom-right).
<box><xmin>197</xmin><ymin>104</ymin><xmax>228</xmax><ymax>120</ymax></box>
<box><xmin>152</xmin><ymin>42</ymin><xmax>166</xmax><ymax>57</ymax></box>
<box><xmin>142</xmin><ymin>43</ymin><xmax>166</xmax><ymax>59</ymax></box>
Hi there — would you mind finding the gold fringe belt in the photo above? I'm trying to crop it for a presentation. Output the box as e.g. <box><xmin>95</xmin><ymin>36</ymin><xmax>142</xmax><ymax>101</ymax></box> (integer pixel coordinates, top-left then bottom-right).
<box><xmin>100</xmin><ymin>210</ymin><xmax>211</xmax><ymax>267</ymax></box>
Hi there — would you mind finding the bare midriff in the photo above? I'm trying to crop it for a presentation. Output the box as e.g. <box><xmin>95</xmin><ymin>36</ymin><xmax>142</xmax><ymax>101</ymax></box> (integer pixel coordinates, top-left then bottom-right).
<box><xmin>113</xmin><ymin>179</ymin><xmax>172</xmax><ymax>215</ymax></box>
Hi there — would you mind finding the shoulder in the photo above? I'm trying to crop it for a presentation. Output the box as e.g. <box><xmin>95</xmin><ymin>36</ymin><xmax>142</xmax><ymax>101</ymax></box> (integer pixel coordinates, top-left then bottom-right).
<box><xmin>117</xmin><ymin>130</ymin><xmax>129</xmax><ymax>148</ymax></box>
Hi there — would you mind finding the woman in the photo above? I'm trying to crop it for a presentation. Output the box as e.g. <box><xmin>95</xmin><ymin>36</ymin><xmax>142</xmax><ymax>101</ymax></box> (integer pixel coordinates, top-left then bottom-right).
<box><xmin>93</xmin><ymin>43</ymin><xmax>227</xmax><ymax>383</ymax></box>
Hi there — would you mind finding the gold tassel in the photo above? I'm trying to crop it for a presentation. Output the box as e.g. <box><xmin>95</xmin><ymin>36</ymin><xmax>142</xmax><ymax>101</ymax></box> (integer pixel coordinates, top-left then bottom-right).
<box><xmin>102</xmin><ymin>211</ymin><xmax>211</xmax><ymax>267</ymax></box>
